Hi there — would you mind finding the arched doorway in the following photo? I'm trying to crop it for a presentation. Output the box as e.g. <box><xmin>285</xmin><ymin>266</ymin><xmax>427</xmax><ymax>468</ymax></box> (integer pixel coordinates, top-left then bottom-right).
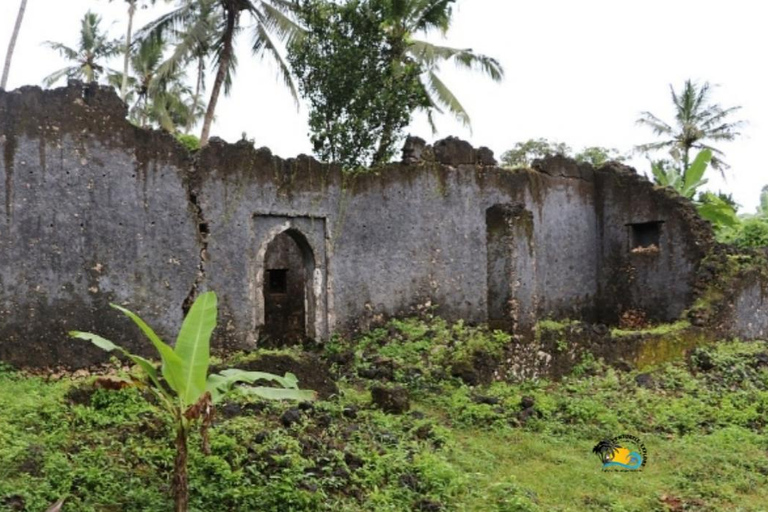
<box><xmin>261</xmin><ymin>229</ymin><xmax>315</xmax><ymax>347</ymax></box>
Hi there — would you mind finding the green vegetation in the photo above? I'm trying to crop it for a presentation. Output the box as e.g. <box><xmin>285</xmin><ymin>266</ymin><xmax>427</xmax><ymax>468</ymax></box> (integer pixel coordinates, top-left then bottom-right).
<box><xmin>289</xmin><ymin>0</ymin><xmax>426</xmax><ymax>169</ymax></box>
<box><xmin>135</xmin><ymin>0</ymin><xmax>303</xmax><ymax>146</ymax></box>
<box><xmin>636</xmin><ymin>79</ymin><xmax>744</xmax><ymax>173</ymax></box>
<box><xmin>290</xmin><ymin>0</ymin><xmax>503</xmax><ymax>168</ymax></box>
<box><xmin>610</xmin><ymin>320</ymin><xmax>691</xmax><ymax>338</ymax></box>
<box><xmin>500</xmin><ymin>138</ymin><xmax>627</xmax><ymax>169</ymax></box>
<box><xmin>70</xmin><ymin>292</ymin><xmax>314</xmax><ymax>511</ymax></box>
<box><xmin>43</xmin><ymin>11</ymin><xmax>120</xmax><ymax>86</ymax></box>
<box><xmin>2</xmin><ymin>317</ymin><xmax>768</xmax><ymax>511</ymax></box>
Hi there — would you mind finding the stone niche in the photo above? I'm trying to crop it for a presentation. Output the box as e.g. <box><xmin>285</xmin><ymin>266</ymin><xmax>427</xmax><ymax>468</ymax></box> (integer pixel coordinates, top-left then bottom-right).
<box><xmin>251</xmin><ymin>215</ymin><xmax>328</xmax><ymax>347</ymax></box>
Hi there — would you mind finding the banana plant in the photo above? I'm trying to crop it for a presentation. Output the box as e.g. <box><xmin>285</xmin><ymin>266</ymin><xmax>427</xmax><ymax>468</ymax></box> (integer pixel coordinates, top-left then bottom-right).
<box><xmin>70</xmin><ymin>291</ymin><xmax>315</xmax><ymax>512</ymax></box>
<box><xmin>650</xmin><ymin>148</ymin><xmax>712</xmax><ymax>199</ymax></box>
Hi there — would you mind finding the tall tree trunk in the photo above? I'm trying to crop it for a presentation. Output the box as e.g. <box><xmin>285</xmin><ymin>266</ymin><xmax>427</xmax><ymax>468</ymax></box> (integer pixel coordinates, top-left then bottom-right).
<box><xmin>1</xmin><ymin>0</ymin><xmax>28</xmax><ymax>90</ymax></box>
<box><xmin>372</xmin><ymin>118</ymin><xmax>396</xmax><ymax>165</ymax></box>
<box><xmin>186</xmin><ymin>56</ymin><xmax>204</xmax><ymax>134</ymax></box>
<box><xmin>200</xmin><ymin>6</ymin><xmax>238</xmax><ymax>147</ymax></box>
<box><xmin>121</xmin><ymin>0</ymin><xmax>137</xmax><ymax>101</ymax></box>
<box><xmin>173</xmin><ymin>423</ymin><xmax>189</xmax><ymax>512</ymax></box>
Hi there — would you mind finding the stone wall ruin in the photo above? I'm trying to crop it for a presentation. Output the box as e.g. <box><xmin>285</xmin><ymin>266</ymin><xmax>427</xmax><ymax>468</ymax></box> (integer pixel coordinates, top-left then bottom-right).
<box><xmin>1</xmin><ymin>82</ymin><xmax>764</xmax><ymax>371</ymax></box>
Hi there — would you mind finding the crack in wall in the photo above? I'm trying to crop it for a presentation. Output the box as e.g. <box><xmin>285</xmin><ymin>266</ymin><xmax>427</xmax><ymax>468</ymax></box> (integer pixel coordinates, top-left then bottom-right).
<box><xmin>182</xmin><ymin>186</ymin><xmax>210</xmax><ymax>316</ymax></box>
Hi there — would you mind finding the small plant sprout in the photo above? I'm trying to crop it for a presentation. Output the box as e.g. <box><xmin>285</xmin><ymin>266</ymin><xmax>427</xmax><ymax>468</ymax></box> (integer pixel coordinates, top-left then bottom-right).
<box><xmin>70</xmin><ymin>291</ymin><xmax>315</xmax><ymax>512</ymax></box>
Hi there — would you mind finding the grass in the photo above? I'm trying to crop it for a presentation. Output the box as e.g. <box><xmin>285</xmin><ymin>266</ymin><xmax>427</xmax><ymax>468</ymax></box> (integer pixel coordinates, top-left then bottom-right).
<box><xmin>610</xmin><ymin>320</ymin><xmax>691</xmax><ymax>338</ymax></box>
<box><xmin>1</xmin><ymin>319</ymin><xmax>768</xmax><ymax>511</ymax></box>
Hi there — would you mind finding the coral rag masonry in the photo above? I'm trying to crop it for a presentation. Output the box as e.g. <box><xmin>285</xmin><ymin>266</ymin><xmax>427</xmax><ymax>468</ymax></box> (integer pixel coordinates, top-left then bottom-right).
<box><xmin>0</xmin><ymin>82</ymin><xmax>765</xmax><ymax>369</ymax></box>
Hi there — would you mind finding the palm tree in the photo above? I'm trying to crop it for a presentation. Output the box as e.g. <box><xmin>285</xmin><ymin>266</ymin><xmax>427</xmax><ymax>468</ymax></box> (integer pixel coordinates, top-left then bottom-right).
<box><xmin>137</xmin><ymin>0</ymin><xmax>302</xmax><ymax>146</ymax></box>
<box><xmin>636</xmin><ymin>79</ymin><xmax>744</xmax><ymax>173</ymax></box>
<box><xmin>43</xmin><ymin>11</ymin><xmax>121</xmax><ymax>86</ymax></box>
<box><xmin>373</xmin><ymin>0</ymin><xmax>504</xmax><ymax>163</ymax></box>
<box><xmin>147</xmin><ymin>0</ymin><xmax>219</xmax><ymax>134</ymax></box>
<box><xmin>1</xmin><ymin>0</ymin><xmax>28</xmax><ymax>90</ymax></box>
<box><xmin>110</xmin><ymin>0</ymin><xmax>169</xmax><ymax>101</ymax></box>
<box><xmin>111</xmin><ymin>34</ymin><xmax>204</xmax><ymax>132</ymax></box>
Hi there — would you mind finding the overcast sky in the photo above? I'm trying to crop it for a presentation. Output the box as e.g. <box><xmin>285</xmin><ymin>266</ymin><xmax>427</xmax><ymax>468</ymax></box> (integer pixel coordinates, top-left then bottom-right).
<box><xmin>2</xmin><ymin>0</ymin><xmax>765</xmax><ymax>211</ymax></box>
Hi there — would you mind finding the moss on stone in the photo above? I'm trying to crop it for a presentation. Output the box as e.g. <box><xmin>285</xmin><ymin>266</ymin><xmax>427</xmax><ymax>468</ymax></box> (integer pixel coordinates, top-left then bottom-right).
<box><xmin>611</xmin><ymin>320</ymin><xmax>690</xmax><ymax>338</ymax></box>
<box><xmin>633</xmin><ymin>328</ymin><xmax>709</xmax><ymax>369</ymax></box>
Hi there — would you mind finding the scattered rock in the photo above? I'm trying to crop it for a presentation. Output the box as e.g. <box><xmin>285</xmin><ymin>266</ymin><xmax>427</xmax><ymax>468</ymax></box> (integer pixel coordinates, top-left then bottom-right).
<box><xmin>635</xmin><ymin>373</ymin><xmax>654</xmax><ymax>389</ymax></box>
<box><xmin>65</xmin><ymin>385</ymin><xmax>95</xmax><ymax>406</ymax></box>
<box><xmin>344</xmin><ymin>451</ymin><xmax>364</xmax><ymax>471</ymax></box>
<box><xmin>219</xmin><ymin>402</ymin><xmax>244</xmax><ymax>418</ymax></box>
<box><xmin>520</xmin><ymin>396</ymin><xmax>535</xmax><ymax>409</ymax></box>
<box><xmin>316</xmin><ymin>413</ymin><xmax>332</xmax><ymax>428</ymax></box>
<box><xmin>690</xmin><ymin>348</ymin><xmax>715</xmax><ymax>372</ymax></box>
<box><xmin>473</xmin><ymin>395</ymin><xmax>501</xmax><ymax>405</ymax></box>
<box><xmin>399</xmin><ymin>472</ymin><xmax>421</xmax><ymax>491</ymax></box>
<box><xmin>413</xmin><ymin>423</ymin><xmax>435</xmax><ymax>441</ymax></box>
<box><xmin>450</xmin><ymin>360</ymin><xmax>479</xmax><ymax>386</ymax></box>
<box><xmin>371</xmin><ymin>386</ymin><xmax>410</xmax><ymax>414</ymax></box>
<box><xmin>752</xmin><ymin>352</ymin><xmax>768</xmax><ymax>369</ymax></box>
<box><xmin>280</xmin><ymin>408</ymin><xmax>303</xmax><ymax>428</ymax></box>
<box><xmin>415</xmin><ymin>499</ymin><xmax>444</xmax><ymax>512</ymax></box>
<box><xmin>1</xmin><ymin>495</ymin><xmax>25</xmax><ymax>511</ymax></box>
<box><xmin>518</xmin><ymin>407</ymin><xmax>538</xmax><ymax>424</ymax></box>
<box><xmin>613</xmin><ymin>360</ymin><xmax>633</xmax><ymax>373</ymax></box>
<box><xmin>342</xmin><ymin>405</ymin><xmax>358</xmax><ymax>419</ymax></box>
<box><xmin>326</xmin><ymin>350</ymin><xmax>354</xmax><ymax>367</ymax></box>
<box><xmin>253</xmin><ymin>431</ymin><xmax>269</xmax><ymax>444</ymax></box>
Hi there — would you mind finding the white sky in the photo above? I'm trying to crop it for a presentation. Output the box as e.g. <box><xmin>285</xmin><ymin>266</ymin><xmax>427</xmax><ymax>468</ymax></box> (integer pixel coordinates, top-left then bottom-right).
<box><xmin>1</xmin><ymin>0</ymin><xmax>766</xmax><ymax>212</ymax></box>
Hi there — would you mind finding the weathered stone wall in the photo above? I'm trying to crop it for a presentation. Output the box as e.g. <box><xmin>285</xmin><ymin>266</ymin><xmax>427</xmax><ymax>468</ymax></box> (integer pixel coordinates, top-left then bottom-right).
<box><xmin>730</xmin><ymin>280</ymin><xmax>768</xmax><ymax>339</ymax></box>
<box><xmin>0</xmin><ymin>83</ymin><xmax>199</xmax><ymax>366</ymax></box>
<box><xmin>0</xmin><ymin>83</ymin><xmax>725</xmax><ymax>368</ymax></box>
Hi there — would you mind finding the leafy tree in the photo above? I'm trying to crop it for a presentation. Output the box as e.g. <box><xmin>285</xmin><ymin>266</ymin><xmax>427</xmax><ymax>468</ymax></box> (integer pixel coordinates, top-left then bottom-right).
<box><xmin>500</xmin><ymin>138</ymin><xmax>572</xmax><ymax>168</ymax></box>
<box><xmin>759</xmin><ymin>185</ymin><xmax>768</xmax><ymax>217</ymax></box>
<box><xmin>71</xmin><ymin>292</ymin><xmax>314</xmax><ymax>512</ymax></box>
<box><xmin>1</xmin><ymin>0</ymin><xmax>28</xmax><ymax>90</ymax></box>
<box><xmin>43</xmin><ymin>11</ymin><xmax>121</xmax><ymax>86</ymax></box>
<box><xmin>573</xmin><ymin>146</ymin><xmax>626</xmax><ymax>167</ymax></box>
<box><xmin>375</xmin><ymin>0</ymin><xmax>504</xmax><ymax>160</ymax></box>
<box><xmin>137</xmin><ymin>0</ymin><xmax>303</xmax><ymax>146</ymax></box>
<box><xmin>501</xmin><ymin>139</ymin><xmax>626</xmax><ymax>169</ymax></box>
<box><xmin>290</xmin><ymin>0</ymin><xmax>426</xmax><ymax>168</ymax></box>
<box><xmin>636</xmin><ymin>79</ymin><xmax>744</xmax><ymax>173</ymax></box>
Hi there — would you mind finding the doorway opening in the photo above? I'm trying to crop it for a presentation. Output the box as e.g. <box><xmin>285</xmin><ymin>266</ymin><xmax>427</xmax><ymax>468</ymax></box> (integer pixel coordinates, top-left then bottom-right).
<box><xmin>261</xmin><ymin>230</ymin><xmax>315</xmax><ymax>347</ymax></box>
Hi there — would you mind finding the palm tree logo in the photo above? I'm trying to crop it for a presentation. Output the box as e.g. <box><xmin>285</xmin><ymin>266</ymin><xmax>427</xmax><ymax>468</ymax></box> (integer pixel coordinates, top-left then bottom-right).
<box><xmin>593</xmin><ymin>435</ymin><xmax>646</xmax><ymax>470</ymax></box>
<box><xmin>592</xmin><ymin>438</ymin><xmax>621</xmax><ymax>464</ymax></box>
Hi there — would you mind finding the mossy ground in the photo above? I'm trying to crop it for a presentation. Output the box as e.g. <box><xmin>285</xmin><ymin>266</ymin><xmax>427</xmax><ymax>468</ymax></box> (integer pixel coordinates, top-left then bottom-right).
<box><xmin>2</xmin><ymin>318</ymin><xmax>768</xmax><ymax>511</ymax></box>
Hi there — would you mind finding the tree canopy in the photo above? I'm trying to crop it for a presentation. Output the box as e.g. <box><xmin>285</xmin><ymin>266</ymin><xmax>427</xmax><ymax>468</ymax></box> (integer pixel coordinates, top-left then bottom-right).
<box><xmin>289</xmin><ymin>0</ymin><xmax>427</xmax><ymax>169</ymax></box>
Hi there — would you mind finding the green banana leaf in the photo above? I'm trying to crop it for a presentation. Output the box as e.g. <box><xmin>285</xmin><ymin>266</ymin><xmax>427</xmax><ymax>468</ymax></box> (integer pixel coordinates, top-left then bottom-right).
<box><xmin>174</xmin><ymin>291</ymin><xmax>218</xmax><ymax>407</ymax></box>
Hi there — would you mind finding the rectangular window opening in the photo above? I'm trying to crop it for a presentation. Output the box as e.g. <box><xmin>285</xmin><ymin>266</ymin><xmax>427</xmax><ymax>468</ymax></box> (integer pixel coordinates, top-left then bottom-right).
<box><xmin>628</xmin><ymin>221</ymin><xmax>663</xmax><ymax>253</ymax></box>
<box><xmin>267</xmin><ymin>269</ymin><xmax>288</xmax><ymax>294</ymax></box>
